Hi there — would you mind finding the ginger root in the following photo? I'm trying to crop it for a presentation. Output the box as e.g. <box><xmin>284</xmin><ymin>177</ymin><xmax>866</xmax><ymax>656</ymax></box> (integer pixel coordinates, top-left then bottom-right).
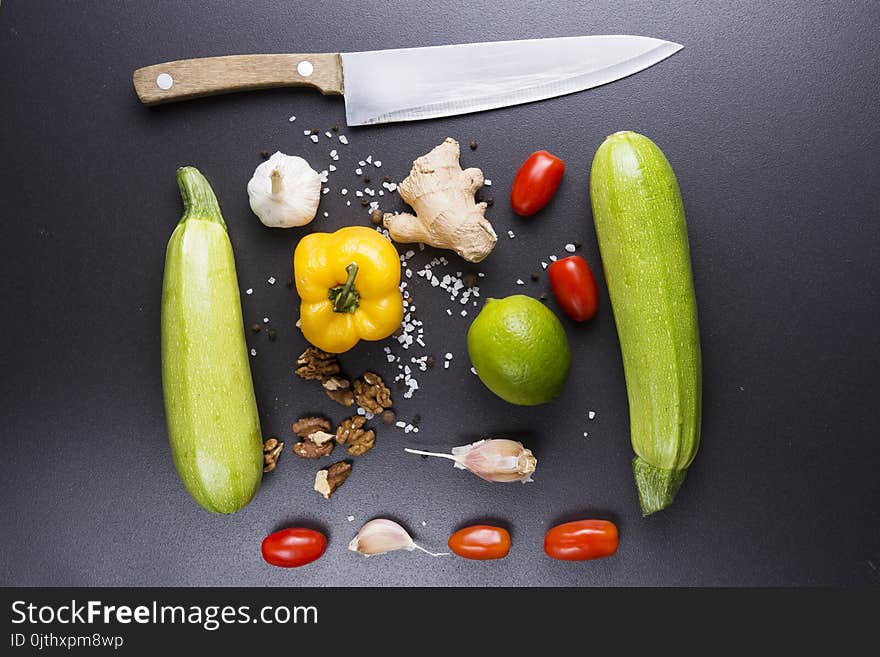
<box><xmin>383</xmin><ymin>138</ymin><xmax>497</xmax><ymax>263</ymax></box>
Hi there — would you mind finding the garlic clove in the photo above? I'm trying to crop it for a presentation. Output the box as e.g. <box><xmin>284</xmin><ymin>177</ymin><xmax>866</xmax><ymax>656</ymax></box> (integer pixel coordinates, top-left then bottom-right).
<box><xmin>456</xmin><ymin>439</ymin><xmax>537</xmax><ymax>483</ymax></box>
<box><xmin>247</xmin><ymin>152</ymin><xmax>321</xmax><ymax>228</ymax></box>
<box><xmin>405</xmin><ymin>439</ymin><xmax>537</xmax><ymax>483</ymax></box>
<box><xmin>348</xmin><ymin>519</ymin><xmax>447</xmax><ymax>557</ymax></box>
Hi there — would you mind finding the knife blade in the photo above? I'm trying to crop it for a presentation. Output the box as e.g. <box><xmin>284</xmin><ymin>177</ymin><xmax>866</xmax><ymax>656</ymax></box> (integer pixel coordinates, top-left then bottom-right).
<box><xmin>132</xmin><ymin>35</ymin><xmax>682</xmax><ymax>126</ymax></box>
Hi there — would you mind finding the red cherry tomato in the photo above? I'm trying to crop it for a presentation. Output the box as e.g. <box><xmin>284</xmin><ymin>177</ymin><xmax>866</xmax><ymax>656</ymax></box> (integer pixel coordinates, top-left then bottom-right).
<box><xmin>448</xmin><ymin>525</ymin><xmax>511</xmax><ymax>560</ymax></box>
<box><xmin>548</xmin><ymin>256</ymin><xmax>599</xmax><ymax>322</ymax></box>
<box><xmin>544</xmin><ymin>520</ymin><xmax>618</xmax><ymax>561</ymax></box>
<box><xmin>261</xmin><ymin>528</ymin><xmax>327</xmax><ymax>568</ymax></box>
<box><xmin>510</xmin><ymin>150</ymin><xmax>565</xmax><ymax>216</ymax></box>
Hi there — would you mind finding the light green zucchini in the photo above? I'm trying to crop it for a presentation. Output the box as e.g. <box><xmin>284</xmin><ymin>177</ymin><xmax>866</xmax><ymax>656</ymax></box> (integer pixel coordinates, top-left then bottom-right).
<box><xmin>590</xmin><ymin>132</ymin><xmax>702</xmax><ymax>515</ymax></box>
<box><xmin>161</xmin><ymin>167</ymin><xmax>262</xmax><ymax>514</ymax></box>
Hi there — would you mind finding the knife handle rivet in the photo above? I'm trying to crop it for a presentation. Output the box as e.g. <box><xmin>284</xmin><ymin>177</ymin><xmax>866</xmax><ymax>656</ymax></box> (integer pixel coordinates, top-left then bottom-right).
<box><xmin>156</xmin><ymin>73</ymin><xmax>173</xmax><ymax>90</ymax></box>
<box><xmin>296</xmin><ymin>60</ymin><xmax>314</xmax><ymax>77</ymax></box>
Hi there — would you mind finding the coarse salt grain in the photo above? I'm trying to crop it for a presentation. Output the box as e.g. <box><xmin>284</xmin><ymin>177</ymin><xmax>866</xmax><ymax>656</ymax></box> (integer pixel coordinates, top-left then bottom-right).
<box><xmin>358</xmin><ymin>160</ymin><xmax>366</xmax><ymax>167</ymax></box>
<box><xmin>565</xmin><ymin>243</ymin><xmax>576</xmax><ymax>253</ymax></box>
<box><xmin>588</xmin><ymin>411</ymin><xmax>596</xmax><ymax>420</ymax></box>
<box><xmin>322</xmin><ymin>187</ymin><xmax>329</xmax><ymax>194</ymax></box>
<box><xmin>470</xmin><ymin>367</ymin><xmax>477</xmax><ymax>375</ymax></box>
<box><xmin>303</xmin><ymin>129</ymin><xmax>311</xmax><ymax>135</ymax></box>
<box><xmin>374</xmin><ymin>160</ymin><xmax>382</xmax><ymax>167</ymax></box>
<box><xmin>338</xmin><ymin>135</ymin><xmax>348</xmax><ymax>145</ymax></box>
<box><xmin>329</xmin><ymin>164</ymin><xmax>337</xmax><ymax>172</ymax></box>
<box><xmin>347</xmin><ymin>515</ymin><xmax>355</xmax><ymax>522</ymax></box>
<box><xmin>250</xmin><ymin>348</ymin><xmax>257</xmax><ymax>356</ymax></box>
<box><xmin>267</xmin><ymin>277</ymin><xmax>276</xmax><ymax>285</ymax></box>
<box><xmin>323</xmin><ymin>211</ymin><xmax>329</xmax><ymax>217</ymax></box>
<box><xmin>325</xmin><ymin>131</ymin><xmax>332</xmax><ymax>139</ymax></box>
<box><xmin>288</xmin><ymin>115</ymin><xmax>296</xmax><ymax>122</ymax></box>
<box><xmin>310</xmin><ymin>134</ymin><xmax>319</xmax><ymax>143</ymax></box>
<box><xmin>263</xmin><ymin>317</ymin><xmax>269</xmax><ymax>323</ymax></box>
<box><xmin>549</xmin><ymin>255</ymin><xmax>557</xmax><ymax>261</ymax></box>
<box><xmin>508</xmin><ymin>230</ymin><xmax>515</xmax><ymax>238</ymax></box>
<box><xmin>341</xmin><ymin>188</ymin><xmax>348</xmax><ymax>195</ymax></box>
<box><xmin>355</xmin><ymin>168</ymin><xmax>363</xmax><ymax>175</ymax></box>
<box><xmin>245</xmin><ymin>288</ymin><xmax>253</xmax><ymax>295</ymax></box>
<box><xmin>516</xmin><ymin>278</ymin><xmax>524</xmax><ymax>285</ymax></box>
<box><xmin>461</xmin><ymin>310</ymin><xmax>467</xmax><ymax>316</ymax></box>
<box><xmin>484</xmin><ymin>179</ymin><xmax>492</xmax><ymax>186</ymax></box>
<box><xmin>541</xmin><ymin>261</ymin><xmax>548</xmax><ymax>269</ymax></box>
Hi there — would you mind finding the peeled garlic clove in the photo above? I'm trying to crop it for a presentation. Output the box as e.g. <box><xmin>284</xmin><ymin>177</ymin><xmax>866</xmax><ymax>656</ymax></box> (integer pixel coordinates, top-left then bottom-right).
<box><xmin>247</xmin><ymin>152</ymin><xmax>321</xmax><ymax>228</ymax></box>
<box><xmin>404</xmin><ymin>438</ymin><xmax>537</xmax><ymax>483</ymax></box>
<box><xmin>348</xmin><ymin>519</ymin><xmax>446</xmax><ymax>557</ymax></box>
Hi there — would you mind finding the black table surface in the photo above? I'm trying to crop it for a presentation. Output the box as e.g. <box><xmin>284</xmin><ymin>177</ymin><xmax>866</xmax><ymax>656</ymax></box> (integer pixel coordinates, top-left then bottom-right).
<box><xmin>2</xmin><ymin>1</ymin><xmax>878</xmax><ymax>587</ymax></box>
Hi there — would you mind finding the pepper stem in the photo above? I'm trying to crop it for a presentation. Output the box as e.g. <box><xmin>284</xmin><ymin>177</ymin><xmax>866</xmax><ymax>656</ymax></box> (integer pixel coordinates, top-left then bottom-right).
<box><xmin>329</xmin><ymin>263</ymin><xmax>361</xmax><ymax>313</ymax></box>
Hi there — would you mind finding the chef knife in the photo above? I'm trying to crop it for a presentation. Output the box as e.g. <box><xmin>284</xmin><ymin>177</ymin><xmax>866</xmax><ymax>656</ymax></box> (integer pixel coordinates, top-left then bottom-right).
<box><xmin>133</xmin><ymin>35</ymin><xmax>681</xmax><ymax>126</ymax></box>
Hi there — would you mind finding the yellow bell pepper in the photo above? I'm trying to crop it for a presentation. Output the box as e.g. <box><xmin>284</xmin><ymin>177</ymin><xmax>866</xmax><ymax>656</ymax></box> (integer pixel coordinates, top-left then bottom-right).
<box><xmin>294</xmin><ymin>226</ymin><xmax>404</xmax><ymax>353</ymax></box>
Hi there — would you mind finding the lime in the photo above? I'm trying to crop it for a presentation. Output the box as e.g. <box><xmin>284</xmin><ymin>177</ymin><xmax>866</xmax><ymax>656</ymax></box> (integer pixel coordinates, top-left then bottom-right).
<box><xmin>467</xmin><ymin>295</ymin><xmax>571</xmax><ymax>405</ymax></box>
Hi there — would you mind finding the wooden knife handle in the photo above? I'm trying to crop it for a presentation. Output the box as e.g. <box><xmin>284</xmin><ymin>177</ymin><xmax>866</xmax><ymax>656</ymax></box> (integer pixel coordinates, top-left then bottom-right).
<box><xmin>132</xmin><ymin>54</ymin><xmax>344</xmax><ymax>105</ymax></box>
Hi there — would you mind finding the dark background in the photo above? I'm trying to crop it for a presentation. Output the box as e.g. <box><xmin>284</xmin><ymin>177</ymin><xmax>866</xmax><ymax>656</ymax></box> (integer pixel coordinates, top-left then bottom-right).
<box><xmin>1</xmin><ymin>0</ymin><xmax>878</xmax><ymax>587</ymax></box>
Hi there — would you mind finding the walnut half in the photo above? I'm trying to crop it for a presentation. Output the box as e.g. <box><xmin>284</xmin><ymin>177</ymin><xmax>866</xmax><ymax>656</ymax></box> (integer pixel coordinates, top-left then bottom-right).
<box><xmin>295</xmin><ymin>346</ymin><xmax>341</xmax><ymax>381</ymax></box>
<box><xmin>292</xmin><ymin>417</ymin><xmax>334</xmax><ymax>459</ymax></box>
<box><xmin>336</xmin><ymin>416</ymin><xmax>376</xmax><ymax>457</ymax></box>
<box><xmin>353</xmin><ymin>371</ymin><xmax>393</xmax><ymax>413</ymax></box>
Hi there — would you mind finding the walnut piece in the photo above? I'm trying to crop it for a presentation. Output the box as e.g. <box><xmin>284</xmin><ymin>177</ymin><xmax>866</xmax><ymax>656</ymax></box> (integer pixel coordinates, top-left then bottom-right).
<box><xmin>292</xmin><ymin>416</ymin><xmax>332</xmax><ymax>438</ymax></box>
<box><xmin>323</xmin><ymin>376</ymin><xmax>354</xmax><ymax>406</ymax></box>
<box><xmin>353</xmin><ymin>371</ymin><xmax>393</xmax><ymax>413</ymax></box>
<box><xmin>292</xmin><ymin>417</ymin><xmax>335</xmax><ymax>459</ymax></box>
<box><xmin>295</xmin><ymin>346</ymin><xmax>341</xmax><ymax>381</ymax></box>
<box><xmin>314</xmin><ymin>461</ymin><xmax>352</xmax><ymax>499</ymax></box>
<box><xmin>293</xmin><ymin>440</ymin><xmax>334</xmax><ymax>459</ymax></box>
<box><xmin>263</xmin><ymin>437</ymin><xmax>284</xmax><ymax>473</ymax></box>
<box><xmin>336</xmin><ymin>416</ymin><xmax>376</xmax><ymax>456</ymax></box>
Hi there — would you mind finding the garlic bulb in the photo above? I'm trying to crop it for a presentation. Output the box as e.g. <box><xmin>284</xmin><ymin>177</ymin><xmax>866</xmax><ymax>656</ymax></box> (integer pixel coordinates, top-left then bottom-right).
<box><xmin>247</xmin><ymin>152</ymin><xmax>321</xmax><ymax>227</ymax></box>
<box><xmin>404</xmin><ymin>439</ymin><xmax>536</xmax><ymax>483</ymax></box>
<box><xmin>348</xmin><ymin>519</ymin><xmax>447</xmax><ymax>557</ymax></box>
